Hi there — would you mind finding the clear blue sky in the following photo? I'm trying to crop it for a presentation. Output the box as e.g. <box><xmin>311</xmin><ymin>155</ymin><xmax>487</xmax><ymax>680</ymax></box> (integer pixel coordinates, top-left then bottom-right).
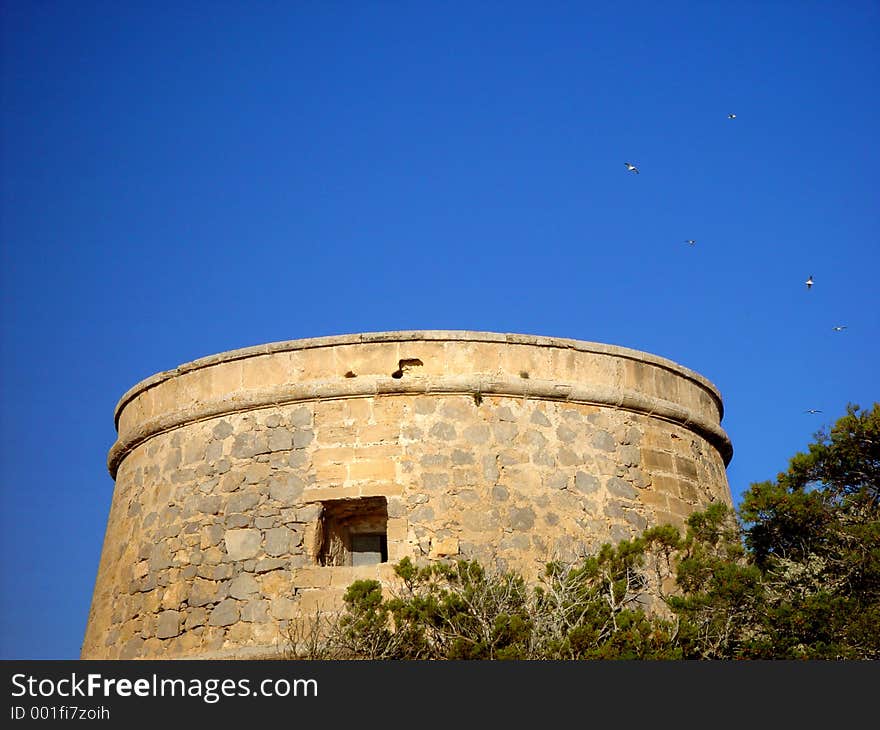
<box><xmin>1</xmin><ymin>1</ymin><xmax>877</xmax><ymax>659</ymax></box>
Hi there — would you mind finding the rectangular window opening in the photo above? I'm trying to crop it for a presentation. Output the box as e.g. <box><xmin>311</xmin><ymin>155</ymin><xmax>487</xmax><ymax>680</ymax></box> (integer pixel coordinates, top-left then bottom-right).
<box><xmin>316</xmin><ymin>496</ymin><xmax>388</xmax><ymax>567</ymax></box>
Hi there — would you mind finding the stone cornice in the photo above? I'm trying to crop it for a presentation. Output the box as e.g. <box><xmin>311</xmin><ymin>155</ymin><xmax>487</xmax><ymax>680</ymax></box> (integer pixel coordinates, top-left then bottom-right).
<box><xmin>107</xmin><ymin>372</ymin><xmax>733</xmax><ymax>478</ymax></box>
<box><xmin>113</xmin><ymin>330</ymin><xmax>725</xmax><ymax>424</ymax></box>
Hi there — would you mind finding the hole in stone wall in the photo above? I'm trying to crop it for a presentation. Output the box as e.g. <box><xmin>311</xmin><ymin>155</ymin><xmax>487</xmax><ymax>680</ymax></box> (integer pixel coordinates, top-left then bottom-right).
<box><xmin>316</xmin><ymin>496</ymin><xmax>388</xmax><ymax>567</ymax></box>
<box><xmin>473</xmin><ymin>392</ymin><xmax>483</xmax><ymax>406</ymax></box>
<box><xmin>344</xmin><ymin>371</ymin><xmax>357</xmax><ymax>378</ymax></box>
<box><xmin>520</xmin><ymin>371</ymin><xmax>530</xmax><ymax>379</ymax></box>
<box><xmin>391</xmin><ymin>358</ymin><xmax>424</xmax><ymax>379</ymax></box>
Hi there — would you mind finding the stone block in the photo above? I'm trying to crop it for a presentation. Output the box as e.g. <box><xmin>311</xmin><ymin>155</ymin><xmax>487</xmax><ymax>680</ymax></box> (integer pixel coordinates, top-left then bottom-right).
<box><xmin>358</xmin><ymin>423</ymin><xmax>400</xmax><ymax>443</ymax></box>
<box><xmin>267</xmin><ymin>428</ymin><xmax>293</xmax><ymax>452</ymax></box>
<box><xmin>229</xmin><ymin>573</ymin><xmax>259</xmax><ymax>599</ymax></box>
<box><xmin>637</xmin><ymin>490</ymin><xmax>669</xmax><ymax>511</ymax></box>
<box><xmin>224</xmin><ymin>529</ymin><xmax>262</xmax><ymax>561</ymax></box>
<box><xmin>264</xmin><ymin>527</ymin><xmax>294</xmax><ymax>557</ymax></box>
<box><xmin>240</xmin><ymin>599</ymin><xmax>270</xmax><ymax>623</ymax></box>
<box><xmin>643</xmin><ymin>449</ymin><xmax>674</xmax><ymax>472</ymax></box>
<box><xmin>508</xmin><ymin>506</ymin><xmax>536</xmax><ymax>531</ymax></box>
<box><xmin>386</xmin><ymin>517</ymin><xmax>408</xmax><ymax>542</ymax></box>
<box><xmin>557</xmin><ymin>448</ymin><xmax>581</xmax><ymax>467</ymax></box>
<box><xmin>312</xmin><ymin>447</ymin><xmax>354</xmax><ymax>467</ymax></box>
<box><xmin>293</xmin><ymin>568</ymin><xmax>332</xmax><ymax>588</ymax></box>
<box><xmin>242</xmin><ymin>354</ymin><xmax>289</xmax><ymax>390</ymax></box>
<box><xmin>208</xmin><ymin>599</ymin><xmax>240</xmax><ymax>627</ymax></box>
<box><xmin>348</xmin><ymin>459</ymin><xmax>396</xmax><ymax>481</ymax></box>
<box><xmin>188</xmin><ymin>578</ymin><xmax>220</xmax><ymax>607</ymax></box>
<box><xmin>592</xmin><ymin>430</ymin><xmax>616</xmax><ymax>452</ymax></box>
<box><xmin>606</xmin><ymin>477</ymin><xmax>637</xmax><ymax>500</ymax></box>
<box><xmin>269</xmin><ymin>475</ymin><xmax>305</xmax><ymax>505</ymax></box>
<box><xmin>675</xmin><ymin>456</ymin><xmax>698</xmax><ymax>481</ymax></box>
<box><xmin>574</xmin><ymin>472</ymin><xmax>599</xmax><ymax>494</ymax></box>
<box><xmin>429</xmin><ymin>422</ymin><xmax>457</xmax><ymax>440</ymax></box>
<box><xmin>156</xmin><ymin>610</ymin><xmax>181</xmax><ymax>639</ymax></box>
<box><xmin>244</xmin><ymin>462</ymin><xmax>271</xmax><ymax>485</ymax></box>
<box><xmin>313</xmin><ymin>463</ymin><xmax>346</xmax><ymax>484</ymax></box>
<box><xmin>463</xmin><ymin>424</ymin><xmax>490</xmax><ymax>444</ymax></box>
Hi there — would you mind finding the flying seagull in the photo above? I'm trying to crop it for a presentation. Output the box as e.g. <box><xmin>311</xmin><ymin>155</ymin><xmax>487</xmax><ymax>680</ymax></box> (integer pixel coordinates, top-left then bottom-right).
<box><xmin>804</xmin><ymin>409</ymin><xmax>822</xmax><ymax>414</ymax></box>
<box><xmin>684</xmin><ymin>239</ymin><xmax>696</xmax><ymax>246</ymax></box>
<box><xmin>624</xmin><ymin>162</ymin><xmax>639</xmax><ymax>174</ymax></box>
<box><xmin>805</xmin><ymin>274</ymin><xmax>814</xmax><ymax>289</ymax></box>
<box><xmin>832</xmin><ymin>325</ymin><xmax>848</xmax><ymax>332</ymax></box>
<box><xmin>728</xmin><ymin>113</ymin><xmax>736</xmax><ymax>119</ymax></box>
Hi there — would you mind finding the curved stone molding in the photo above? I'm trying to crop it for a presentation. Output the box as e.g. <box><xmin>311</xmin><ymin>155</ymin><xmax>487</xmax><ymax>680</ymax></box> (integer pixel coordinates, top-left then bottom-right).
<box><xmin>108</xmin><ymin>331</ymin><xmax>731</xmax><ymax>477</ymax></box>
<box><xmin>108</xmin><ymin>374</ymin><xmax>731</xmax><ymax>478</ymax></box>
<box><xmin>84</xmin><ymin>331</ymin><xmax>734</xmax><ymax>659</ymax></box>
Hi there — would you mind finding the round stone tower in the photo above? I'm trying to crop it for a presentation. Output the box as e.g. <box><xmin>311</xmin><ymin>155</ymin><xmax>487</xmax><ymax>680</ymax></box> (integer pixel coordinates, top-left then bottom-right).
<box><xmin>82</xmin><ymin>331</ymin><xmax>733</xmax><ymax>659</ymax></box>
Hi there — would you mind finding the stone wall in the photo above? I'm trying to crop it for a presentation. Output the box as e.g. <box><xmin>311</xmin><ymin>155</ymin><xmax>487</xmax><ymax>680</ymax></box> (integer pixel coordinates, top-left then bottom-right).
<box><xmin>82</xmin><ymin>331</ymin><xmax>733</xmax><ymax>659</ymax></box>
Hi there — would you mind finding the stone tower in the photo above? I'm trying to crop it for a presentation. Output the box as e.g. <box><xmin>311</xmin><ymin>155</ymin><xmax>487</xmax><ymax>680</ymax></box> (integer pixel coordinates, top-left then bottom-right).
<box><xmin>82</xmin><ymin>331</ymin><xmax>733</xmax><ymax>659</ymax></box>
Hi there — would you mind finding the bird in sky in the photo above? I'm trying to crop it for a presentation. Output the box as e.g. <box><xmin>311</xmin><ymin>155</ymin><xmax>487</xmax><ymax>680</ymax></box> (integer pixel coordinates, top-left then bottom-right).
<box><xmin>728</xmin><ymin>113</ymin><xmax>737</xmax><ymax>119</ymax></box>
<box><xmin>832</xmin><ymin>325</ymin><xmax>848</xmax><ymax>332</ymax></box>
<box><xmin>804</xmin><ymin>409</ymin><xmax>822</xmax><ymax>414</ymax></box>
<box><xmin>624</xmin><ymin>162</ymin><xmax>639</xmax><ymax>174</ymax></box>
<box><xmin>684</xmin><ymin>239</ymin><xmax>696</xmax><ymax>246</ymax></box>
<box><xmin>805</xmin><ymin>274</ymin><xmax>814</xmax><ymax>289</ymax></box>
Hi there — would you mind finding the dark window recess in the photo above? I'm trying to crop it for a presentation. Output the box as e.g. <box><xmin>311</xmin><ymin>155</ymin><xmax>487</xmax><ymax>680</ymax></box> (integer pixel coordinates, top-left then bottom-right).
<box><xmin>350</xmin><ymin>533</ymin><xmax>388</xmax><ymax>566</ymax></box>
<box><xmin>316</xmin><ymin>496</ymin><xmax>388</xmax><ymax>567</ymax></box>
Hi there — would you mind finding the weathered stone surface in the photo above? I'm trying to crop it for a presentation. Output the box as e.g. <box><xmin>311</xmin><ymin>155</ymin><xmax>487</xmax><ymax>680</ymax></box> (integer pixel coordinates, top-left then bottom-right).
<box><xmin>267</xmin><ymin>429</ymin><xmax>293</xmax><ymax>451</ymax></box>
<box><xmin>200</xmin><ymin>524</ymin><xmax>224</xmax><ymax>549</ymax></box>
<box><xmin>224</xmin><ymin>529</ymin><xmax>262</xmax><ymax>561</ymax></box>
<box><xmin>240</xmin><ymin>600</ymin><xmax>270</xmax><ymax>623</ymax></box>
<box><xmin>625</xmin><ymin>511</ymin><xmax>649</xmax><ymax>530</ymax></box>
<box><xmin>264</xmin><ymin>527</ymin><xmax>293</xmax><ymax>557</ymax></box>
<box><xmin>430</xmin><ymin>536</ymin><xmax>459</xmax><ymax>557</ymax></box>
<box><xmin>463</xmin><ymin>424</ymin><xmax>490</xmax><ymax>444</ymax></box>
<box><xmin>462</xmin><ymin>510</ymin><xmax>497</xmax><ymax>532</ymax></box>
<box><xmin>244</xmin><ymin>463</ymin><xmax>271</xmax><ymax>484</ymax></box>
<box><xmin>269</xmin><ymin>597</ymin><xmax>297</xmax><ymax>620</ymax></box>
<box><xmin>229</xmin><ymin>574</ymin><xmax>259</xmax><ymax>599</ymax></box>
<box><xmin>290</xmin><ymin>407</ymin><xmax>311</xmax><ymax>427</ymax></box>
<box><xmin>255</xmin><ymin>558</ymin><xmax>287</xmax><ymax>573</ymax></box>
<box><xmin>224</xmin><ymin>513</ymin><xmax>251</xmax><ymax>529</ymax></box>
<box><xmin>558</xmin><ymin>448</ymin><xmax>581</xmax><ymax>467</ymax></box>
<box><xmin>429</xmin><ymin>422</ymin><xmax>456</xmax><ymax>440</ymax></box>
<box><xmin>213</xmin><ymin>421</ymin><xmax>234</xmax><ymax>439</ymax></box>
<box><xmin>493</xmin><ymin>422</ymin><xmax>518</xmax><ymax>442</ymax></box>
<box><xmin>231</xmin><ymin>434</ymin><xmax>255</xmax><ymax>458</ymax></box>
<box><xmin>119</xmin><ymin>637</ymin><xmax>144</xmax><ymax>659</ymax></box>
<box><xmin>619</xmin><ymin>445</ymin><xmax>640</xmax><ymax>467</ymax></box>
<box><xmin>185</xmin><ymin>607</ymin><xmax>207</xmax><ymax>629</ymax></box>
<box><xmin>188</xmin><ymin>578</ymin><xmax>219</xmax><ymax>607</ymax></box>
<box><xmin>205</xmin><ymin>441</ymin><xmax>224</xmax><ymax>462</ymax></box>
<box><xmin>296</xmin><ymin>504</ymin><xmax>322</xmax><ymax>522</ymax></box>
<box><xmin>606</xmin><ymin>477</ymin><xmax>637</xmax><ymax>500</ymax></box>
<box><xmin>269</xmin><ymin>475</ymin><xmax>304</xmax><ymax>505</ymax></box>
<box><xmin>156</xmin><ymin>610</ymin><xmax>181</xmax><ymax>639</ymax></box>
<box><xmin>592</xmin><ymin>431</ymin><xmax>616</xmax><ymax>451</ymax></box>
<box><xmin>530</xmin><ymin>409</ymin><xmax>551</xmax><ymax>427</ymax></box>
<box><xmin>451</xmin><ymin>449</ymin><xmax>474</xmax><ymax>465</ymax></box>
<box><xmin>574</xmin><ymin>472</ymin><xmax>599</xmax><ymax>494</ymax></box>
<box><xmin>509</xmin><ymin>506</ymin><xmax>536</xmax><ymax>531</ymax></box>
<box><xmin>226</xmin><ymin>492</ymin><xmax>260</xmax><ymax>514</ymax></box>
<box><xmin>208</xmin><ymin>599</ymin><xmax>240</xmax><ymax>627</ymax></box>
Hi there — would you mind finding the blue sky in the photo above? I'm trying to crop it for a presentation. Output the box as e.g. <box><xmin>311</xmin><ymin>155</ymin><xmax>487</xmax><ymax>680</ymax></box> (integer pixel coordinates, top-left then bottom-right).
<box><xmin>1</xmin><ymin>1</ymin><xmax>877</xmax><ymax>659</ymax></box>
